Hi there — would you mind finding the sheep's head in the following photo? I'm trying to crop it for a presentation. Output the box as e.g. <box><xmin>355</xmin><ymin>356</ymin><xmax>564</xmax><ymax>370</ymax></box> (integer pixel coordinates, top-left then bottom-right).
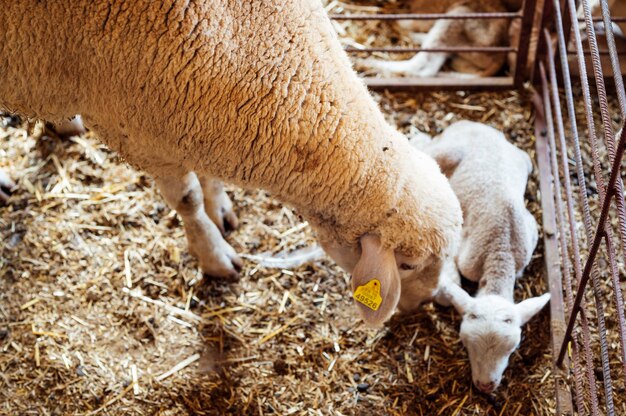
<box><xmin>317</xmin><ymin>145</ymin><xmax>461</xmax><ymax>328</ymax></box>
<box><xmin>444</xmin><ymin>284</ymin><xmax>550</xmax><ymax>393</ymax></box>
<box><xmin>320</xmin><ymin>235</ymin><xmax>447</xmax><ymax>328</ymax></box>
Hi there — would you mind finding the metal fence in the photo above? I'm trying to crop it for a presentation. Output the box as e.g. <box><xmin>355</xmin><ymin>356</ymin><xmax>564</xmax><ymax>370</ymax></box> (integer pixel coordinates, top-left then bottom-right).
<box><xmin>534</xmin><ymin>0</ymin><xmax>626</xmax><ymax>414</ymax></box>
<box><xmin>334</xmin><ymin>1</ymin><xmax>626</xmax><ymax>414</ymax></box>
<box><xmin>330</xmin><ymin>0</ymin><xmax>540</xmax><ymax>90</ymax></box>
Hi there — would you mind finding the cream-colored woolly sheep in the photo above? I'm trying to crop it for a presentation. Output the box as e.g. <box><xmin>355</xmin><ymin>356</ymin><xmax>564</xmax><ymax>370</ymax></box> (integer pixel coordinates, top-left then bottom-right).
<box><xmin>0</xmin><ymin>0</ymin><xmax>462</xmax><ymax>327</ymax></box>
<box><xmin>414</xmin><ymin>121</ymin><xmax>550</xmax><ymax>393</ymax></box>
<box><xmin>362</xmin><ymin>0</ymin><xmax>520</xmax><ymax>77</ymax></box>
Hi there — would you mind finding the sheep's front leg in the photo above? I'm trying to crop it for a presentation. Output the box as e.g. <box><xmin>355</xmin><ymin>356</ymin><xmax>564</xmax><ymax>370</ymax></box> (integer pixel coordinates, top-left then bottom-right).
<box><xmin>156</xmin><ymin>173</ymin><xmax>242</xmax><ymax>279</ymax></box>
<box><xmin>0</xmin><ymin>169</ymin><xmax>15</xmax><ymax>205</ymax></box>
<box><xmin>199</xmin><ymin>175</ymin><xmax>239</xmax><ymax>235</ymax></box>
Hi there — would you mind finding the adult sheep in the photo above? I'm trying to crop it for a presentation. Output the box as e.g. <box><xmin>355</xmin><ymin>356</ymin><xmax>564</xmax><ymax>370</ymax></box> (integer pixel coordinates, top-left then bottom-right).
<box><xmin>0</xmin><ymin>0</ymin><xmax>462</xmax><ymax>327</ymax></box>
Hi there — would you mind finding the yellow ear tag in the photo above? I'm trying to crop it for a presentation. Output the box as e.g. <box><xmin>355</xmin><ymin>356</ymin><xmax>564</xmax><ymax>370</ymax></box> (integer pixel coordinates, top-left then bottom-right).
<box><xmin>353</xmin><ymin>279</ymin><xmax>383</xmax><ymax>311</ymax></box>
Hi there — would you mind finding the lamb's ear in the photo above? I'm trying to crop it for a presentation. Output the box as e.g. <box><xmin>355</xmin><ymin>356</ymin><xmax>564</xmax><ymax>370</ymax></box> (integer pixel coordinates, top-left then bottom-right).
<box><xmin>351</xmin><ymin>235</ymin><xmax>401</xmax><ymax>328</ymax></box>
<box><xmin>444</xmin><ymin>283</ymin><xmax>473</xmax><ymax>314</ymax></box>
<box><xmin>516</xmin><ymin>293</ymin><xmax>551</xmax><ymax>325</ymax></box>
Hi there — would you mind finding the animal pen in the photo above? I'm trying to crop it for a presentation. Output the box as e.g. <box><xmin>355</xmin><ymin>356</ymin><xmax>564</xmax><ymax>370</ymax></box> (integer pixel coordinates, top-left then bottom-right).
<box><xmin>333</xmin><ymin>0</ymin><xmax>626</xmax><ymax>413</ymax></box>
<box><xmin>0</xmin><ymin>0</ymin><xmax>624</xmax><ymax>415</ymax></box>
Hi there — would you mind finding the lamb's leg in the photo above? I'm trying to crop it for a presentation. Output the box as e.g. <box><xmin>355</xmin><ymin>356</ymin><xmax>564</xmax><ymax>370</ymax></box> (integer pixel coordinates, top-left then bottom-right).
<box><xmin>515</xmin><ymin>210</ymin><xmax>539</xmax><ymax>278</ymax></box>
<box><xmin>0</xmin><ymin>169</ymin><xmax>15</xmax><ymax>205</ymax></box>
<box><xmin>198</xmin><ymin>175</ymin><xmax>239</xmax><ymax>235</ymax></box>
<box><xmin>457</xmin><ymin>240</ymin><xmax>482</xmax><ymax>283</ymax></box>
<box><xmin>363</xmin><ymin>7</ymin><xmax>469</xmax><ymax>77</ymax></box>
<box><xmin>433</xmin><ymin>256</ymin><xmax>461</xmax><ymax>307</ymax></box>
<box><xmin>156</xmin><ymin>172</ymin><xmax>242</xmax><ymax>279</ymax></box>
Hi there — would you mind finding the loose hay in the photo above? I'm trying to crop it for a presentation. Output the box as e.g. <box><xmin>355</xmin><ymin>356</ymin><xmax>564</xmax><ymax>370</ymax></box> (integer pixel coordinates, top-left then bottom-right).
<box><xmin>1</xmin><ymin>2</ymin><xmax>624</xmax><ymax>413</ymax></box>
<box><xmin>0</xmin><ymin>89</ymin><xmax>556</xmax><ymax>415</ymax></box>
<box><xmin>324</xmin><ymin>0</ymin><xmax>514</xmax><ymax>78</ymax></box>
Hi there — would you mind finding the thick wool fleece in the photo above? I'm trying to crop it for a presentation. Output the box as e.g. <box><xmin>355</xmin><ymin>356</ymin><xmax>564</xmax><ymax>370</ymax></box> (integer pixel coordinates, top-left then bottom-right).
<box><xmin>0</xmin><ymin>1</ymin><xmax>461</xmax><ymax>260</ymax></box>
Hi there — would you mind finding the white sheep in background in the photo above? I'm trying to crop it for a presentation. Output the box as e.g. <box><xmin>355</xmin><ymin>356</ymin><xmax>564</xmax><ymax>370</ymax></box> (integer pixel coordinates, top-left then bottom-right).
<box><xmin>361</xmin><ymin>0</ymin><xmax>520</xmax><ymax>77</ymax></box>
<box><xmin>415</xmin><ymin>121</ymin><xmax>550</xmax><ymax>393</ymax></box>
<box><xmin>0</xmin><ymin>0</ymin><xmax>462</xmax><ymax>327</ymax></box>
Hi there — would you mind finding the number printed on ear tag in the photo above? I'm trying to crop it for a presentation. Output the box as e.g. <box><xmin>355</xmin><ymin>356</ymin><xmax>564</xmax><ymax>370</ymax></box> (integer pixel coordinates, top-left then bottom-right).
<box><xmin>353</xmin><ymin>279</ymin><xmax>383</xmax><ymax>311</ymax></box>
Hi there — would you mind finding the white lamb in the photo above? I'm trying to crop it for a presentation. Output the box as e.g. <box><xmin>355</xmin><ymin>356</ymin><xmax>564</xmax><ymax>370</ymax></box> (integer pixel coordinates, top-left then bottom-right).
<box><xmin>361</xmin><ymin>0</ymin><xmax>519</xmax><ymax>77</ymax></box>
<box><xmin>0</xmin><ymin>0</ymin><xmax>462</xmax><ymax>327</ymax></box>
<box><xmin>416</xmin><ymin>121</ymin><xmax>550</xmax><ymax>393</ymax></box>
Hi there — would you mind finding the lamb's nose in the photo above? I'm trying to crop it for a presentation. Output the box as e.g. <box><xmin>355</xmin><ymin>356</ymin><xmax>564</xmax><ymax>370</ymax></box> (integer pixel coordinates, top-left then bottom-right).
<box><xmin>476</xmin><ymin>381</ymin><xmax>496</xmax><ymax>393</ymax></box>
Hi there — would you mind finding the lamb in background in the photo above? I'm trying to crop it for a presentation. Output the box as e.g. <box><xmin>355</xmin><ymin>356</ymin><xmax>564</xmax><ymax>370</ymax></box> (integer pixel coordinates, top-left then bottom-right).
<box><xmin>414</xmin><ymin>121</ymin><xmax>550</xmax><ymax>393</ymax></box>
<box><xmin>361</xmin><ymin>0</ymin><xmax>522</xmax><ymax>77</ymax></box>
<box><xmin>0</xmin><ymin>0</ymin><xmax>462</xmax><ymax>327</ymax></box>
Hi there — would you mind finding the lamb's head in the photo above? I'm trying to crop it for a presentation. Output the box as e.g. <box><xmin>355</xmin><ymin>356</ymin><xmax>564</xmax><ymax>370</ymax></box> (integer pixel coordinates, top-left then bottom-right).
<box><xmin>444</xmin><ymin>284</ymin><xmax>550</xmax><ymax>393</ymax></box>
<box><xmin>318</xmin><ymin>143</ymin><xmax>462</xmax><ymax>328</ymax></box>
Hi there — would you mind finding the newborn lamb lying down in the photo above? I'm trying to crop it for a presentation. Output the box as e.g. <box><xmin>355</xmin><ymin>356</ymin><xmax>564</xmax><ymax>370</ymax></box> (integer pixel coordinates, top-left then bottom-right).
<box><xmin>415</xmin><ymin>121</ymin><xmax>550</xmax><ymax>393</ymax></box>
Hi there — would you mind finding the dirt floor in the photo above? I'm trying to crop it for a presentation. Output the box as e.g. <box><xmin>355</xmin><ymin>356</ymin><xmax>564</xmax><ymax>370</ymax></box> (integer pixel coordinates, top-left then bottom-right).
<box><xmin>0</xmin><ymin>88</ymin><xmax>558</xmax><ymax>415</ymax></box>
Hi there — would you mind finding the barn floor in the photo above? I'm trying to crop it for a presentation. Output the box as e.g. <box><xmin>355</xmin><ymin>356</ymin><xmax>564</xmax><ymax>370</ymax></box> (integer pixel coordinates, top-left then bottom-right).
<box><xmin>0</xmin><ymin>89</ymin><xmax>557</xmax><ymax>415</ymax></box>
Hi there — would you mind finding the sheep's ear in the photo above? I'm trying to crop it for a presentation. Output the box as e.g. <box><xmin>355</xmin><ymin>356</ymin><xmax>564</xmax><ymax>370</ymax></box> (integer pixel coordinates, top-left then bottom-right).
<box><xmin>351</xmin><ymin>234</ymin><xmax>401</xmax><ymax>328</ymax></box>
<box><xmin>444</xmin><ymin>283</ymin><xmax>473</xmax><ymax>315</ymax></box>
<box><xmin>516</xmin><ymin>293</ymin><xmax>551</xmax><ymax>325</ymax></box>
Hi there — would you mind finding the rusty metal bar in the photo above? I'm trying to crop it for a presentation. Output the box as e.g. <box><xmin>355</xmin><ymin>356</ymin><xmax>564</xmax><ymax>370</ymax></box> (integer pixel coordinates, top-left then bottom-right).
<box><xmin>562</xmin><ymin>0</ymin><xmax>574</xmax><ymax>61</ymax></box>
<box><xmin>515</xmin><ymin>0</ymin><xmax>539</xmax><ymax>86</ymax></box>
<box><xmin>596</xmin><ymin>0</ymin><xmax>626</xmax><ymax>115</ymax></box>
<box><xmin>577</xmin><ymin>0</ymin><xmax>626</xmax><ymax>382</ymax></box>
<box><xmin>543</xmin><ymin>30</ymin><xmax>601</xmax><ymax>414</ymax></box>
<box><xmin>577</xmin><ymin>16</ymin><xmax>626</xmax><ymax>21</ymax></box>
<box><xmin>525</xmin><ymin>0</ymin><xmax>546</xmax><ymax>83</ymax></box>
<box><xmin>533</xmin><ymin>72</ymin><xmax>575</xmax><ymax>415</ymax></box>
<box><xmin>344</xmin><ymin>45</ymin><xmax>515</xmax><ymax>54</ymax></box>
<box><xmin>331</xmin><ymin>13</ymin><xmax>626</xmax><ymax>21</ymax></box>
<box><xmin>557</xmin><ymin>4</ymin><xmax>626</xmax><ymax>408</ymax></box>
<box><xmin>560</xmin><ymin>126</ymin><xmax>626</xmax><ymax>366</ymax></box>
<box><xmin>538</xmin><ymin>63</ymin><xmax>582</xmax><ymax>415</ymax></box>
<box><xmin>329</xmin><ymin>12</ymin><xmax>521</xmax><ymax>21</ymax></box>
<box><xmin>330</xmin><ymin>7</ymin><xmax>537</xmax><ymax>90</ymax></box>
<box><xmin>532</xmin><ymin>0</ymin><xmax>555</xmax><ymax>84</ymax></box>
<box><xmin>550</xmin><ymin>0</ymin><xmax>617</xmax><ymax>409</ymax></box>
<box><xmin>566</xmin><ymin>48</ymin><xmax>626</xmax><ymax>55</ymax></box>
<box><xmin>362</xmin><ymin>76</ymin><xmax>514</xmax><ymax>91</ymax></box>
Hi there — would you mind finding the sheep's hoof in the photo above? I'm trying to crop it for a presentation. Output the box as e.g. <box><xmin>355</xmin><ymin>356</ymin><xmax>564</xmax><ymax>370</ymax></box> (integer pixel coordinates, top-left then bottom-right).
<box><xmin>205</xmin><ymin>197</ymin><xmax>239</xmax><ymax>236</ymax></box>
<box><xmin>192</xmin><ymin>243</ymin><xmax>243</xmax><ymax>281</ymax></box>
<box><xmin>0</xmin><ymin>170</ymin><xmax>15</xmax><ymax>206</ymax></box>
<box><xmin>200</xmin><ymin>255</ymin><xmax>243</xmax><ymax>281</ymax></box>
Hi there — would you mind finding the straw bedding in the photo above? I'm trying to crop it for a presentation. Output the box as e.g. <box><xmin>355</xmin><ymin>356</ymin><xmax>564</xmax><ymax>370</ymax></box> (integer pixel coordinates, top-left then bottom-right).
<box><xmin>3</xmin><ymin>1</ymin><xmax>620</xmax><ymax>414</ymax></box>
<box><xmin>0</xmin><ymin>88</ymin><xmax>555</xmax><ymax>415</ymax></box>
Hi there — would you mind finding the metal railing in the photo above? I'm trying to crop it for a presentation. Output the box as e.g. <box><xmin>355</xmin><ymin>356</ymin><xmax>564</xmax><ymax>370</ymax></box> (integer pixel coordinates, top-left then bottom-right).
<box><xmin>534</xmin><ymin>0</ymin><xmax>626</xmax><ymax>414</ymax></box>
<box><xmin>330</xmin><ymin>0</ymin><xmax>538</xmax><ymax>89</ymax></box>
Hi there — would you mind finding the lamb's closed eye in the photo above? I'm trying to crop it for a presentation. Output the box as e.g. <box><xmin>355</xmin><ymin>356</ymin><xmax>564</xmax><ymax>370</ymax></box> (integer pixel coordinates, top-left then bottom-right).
<box><xmin>400</xmin><ymin>263</ymin><xmax>417</xmax><ymax>271</ymax></box>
